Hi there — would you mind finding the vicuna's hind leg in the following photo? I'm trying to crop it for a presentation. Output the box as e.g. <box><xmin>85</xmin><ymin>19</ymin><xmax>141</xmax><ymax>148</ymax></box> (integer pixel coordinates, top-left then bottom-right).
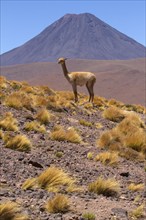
<box><xmin>86</xmin><ymin>82</ymin><xmax>92</xmax><ymax>102</ymax></box>
<box><xmin>86</xmin><ymin>78</ymin><xmax>96</xmax><ymax>103</ymax></box>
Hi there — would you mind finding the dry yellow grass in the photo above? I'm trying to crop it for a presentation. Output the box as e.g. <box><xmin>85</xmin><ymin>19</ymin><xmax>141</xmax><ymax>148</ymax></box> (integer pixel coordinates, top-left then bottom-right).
<box><xmin>79</xmin><ymin>119</ymin><xmax>93</xmax><ymax>127</ymax></box>
<box><xmin>45</xmin><ymin>194</ymin><xmax>70</xmax><ymax>213</ymax></box>
<box><xmin>95</xmin><ymin>151</ymin><xmax>119</xmax><ymax>165</ymax></box>
<box><xmin>37</xmin><ymin>166</ymin><xmax>75</xmax><ymax>192</ymax></box>
<box><xmin>103</xmin><ymin>106</ymin><xmax>125</xmax><ymax>122</ymax></box>
<box><xmin>0</xmin><ymin>112</ymin><xmax>18</xmax><ymax>131</ymax></box>
<box><xmin>36</xmin><ymin>108</ymin><xmax>54</xmax><ymax>125</ymax></box>
<box><xmin>87</xmin><ymin>152</ymin><xmax>93</xmax><ymax>160</ymax></box>
<box><xmin>5</xmin><ymin>92</ymin><xmax>34</xmax><ymax>110</ymax></box>
<box><xmin>97</xmin><ymin>113</ymin><xmax>145</xmax><ymax>160</ymax></box>
<box><xmin>88</xmin><ymin>177</ymin><xmax>120</xmax><ymax>196</ymax></box>
<box><xmin>129</xmin><ymin>204</ymin><xmax>144</xmax><ymax>219</ymax></box>
<box><xmin>50</xmin><ymin>126</ymin><xmax>82</xmax><ymax>143</ymax></box>
<box><xmin>24</xmin><ymin>121</ymin><xmax>46</xmax><ymax>133</ymax></box>
<box><xmin>0</xmin><ymin>201</ymin><xmax>29</xmax><ymax>220</ymax></box>
<box><xmin>22</xmin><ymin>178</ymin><xmax>37</xmax><ymax>190</ymax></box>
<box><xmin>128</xmin><ymin>183</ymin><xmax>144</xmax><ymax>191</ymax></box>
<box><xmin>0</xmin><ymin>130</ymin><xmax>4</xmax><ymax>139</ymax></box>
<box><xmin>5</xmin><ymin>134</ymin><xmax>32</xmax><ymax>152</ymax></box>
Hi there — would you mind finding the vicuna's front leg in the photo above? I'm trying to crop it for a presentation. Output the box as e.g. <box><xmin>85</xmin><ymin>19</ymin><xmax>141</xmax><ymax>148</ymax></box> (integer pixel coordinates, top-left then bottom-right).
<box><xmin>72</xmin><ymin>83</ymin><xmax>78</xmax><ymax>103</ymax></box>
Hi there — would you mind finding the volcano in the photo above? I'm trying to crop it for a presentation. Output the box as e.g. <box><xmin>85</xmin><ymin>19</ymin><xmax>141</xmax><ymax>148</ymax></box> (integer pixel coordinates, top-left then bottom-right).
<box><xmin>1</xmin><ymin>13</ymin><xmax>145</xmax><ymax>66</ymax></box>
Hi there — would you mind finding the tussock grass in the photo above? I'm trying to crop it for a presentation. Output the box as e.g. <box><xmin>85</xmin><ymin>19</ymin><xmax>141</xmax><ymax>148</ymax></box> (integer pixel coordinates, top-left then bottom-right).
<box><xmin>5</xmin><ymin>134</ymin><xmax>32</xmax><ymax>152</ymax></box>
<box><xmin>22</xmin><ymin>178</ymin><xmax>37</xmax><ymax>190</ymax></box>
<box><xmin>0</xmin><ymin>112</ymin><xmax>18</xmax><ymax>131</ymax></box>
<box><xmin>50</xmin><ymin>126</ymin><xmax>82</xmax><ymax>143</ymax></box>
<box><xmin>79</xmin><ymin>119</ymin><xmax>92</xmax><ymax>127</ymax></box>
<box><xmin>82</xmin><ymin>212</ymin><xmax>96</xmax><ymax>220</ymax></box>
<box><xmin>0</xmin><ymin>130</ymin><xmax>4</xmax><ymax>139</ymax></box>
<box><xmin>97</xmin><ymin>113</ymin><xmax>146</xmax><ymax>160</ymax></box>
<box><xmin>129</xmin><ymin>204</ymin><xmax>144</xmax><ymax>219</ymax></box>
<box><xmin>45</xmin><ymin>194</ymin><xmax>70</xmax><ymax>213</ymax></box>
<box><xmin>87</xmin><ymin>152</ymin><xmax>93</xmax><ymax>160</ymax></box>
<box><xmin>103</xmin><ymin>106</ymin><xmax>126</xmax><ymax>122</ymax></box>
<box><xmin>5</xmin><ymin>92</ymin><xmax>34</xmax><ymax>110</ymax></box>
<box><xmin>88</xmin><ymin>177</ymin><xmax>120</xmax><ymax>196</ymax></box>
<box><xmin>0</xmin><ymin>76</ymin><xmax>7</xmax><ymax>89</ymax></box>
<box><xmin>24</xmin><ymin>121</ymin><xmax>46</xmax><ymax>133</ymax></box>
<box><xmin>95</xmin><ymin>151</ymin><xmax>119</xmax><ymax>165</ymax></box>
<box><xmin>37</xmin><ymin>167</ymin><xmax>75</xmax><ymax>192</ymax></box>
<box><xmin>94</xmin><ymin>96</ymin><xmax>107</xmax><ymax>107</ymax></box>
<box><xmin>108</xmin><ymin>99</ymin><xmax>124</xmax><ymax>107</ymax></box>
<box><xmin>128</xmin><ymin>183</ymin><xmax>144</xmax><ymax>191</ymax></box>
<box><xmin>36</xmin><ymin>108</ymin><xmax>55</xmax><ymax>125</ymax></box>
<box><xmin>22</xmin><ymin>167</ymin><xmax>76</xmax><ymax>192</ymax></box>
<box><xmin>0</xmin><ymin>201</ymin><xmax>29</xmax><ymax>220</ymax></box>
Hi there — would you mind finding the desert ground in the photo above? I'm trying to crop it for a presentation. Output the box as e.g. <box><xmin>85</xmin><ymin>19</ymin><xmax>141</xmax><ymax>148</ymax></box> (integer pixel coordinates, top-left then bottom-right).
<box><xmin>0</xmin><ymin>76</ymin><xmax>145</xmax><ymax>220</ymax></box>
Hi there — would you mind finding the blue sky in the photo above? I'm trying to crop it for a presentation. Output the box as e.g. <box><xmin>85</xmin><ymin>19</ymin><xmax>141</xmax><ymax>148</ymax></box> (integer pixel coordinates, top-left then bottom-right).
<box><xmin>1</xmin><ymin>0</ymin><xmax>146</xmax><ymax>54</ymax></box>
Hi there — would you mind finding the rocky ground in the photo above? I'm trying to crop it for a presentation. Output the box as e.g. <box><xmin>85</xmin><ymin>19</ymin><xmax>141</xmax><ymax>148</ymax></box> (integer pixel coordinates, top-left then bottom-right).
<box><xmin>0</xmin><ymin>78</ymin><xmax>145</xmax><ymax>220</ymax></box>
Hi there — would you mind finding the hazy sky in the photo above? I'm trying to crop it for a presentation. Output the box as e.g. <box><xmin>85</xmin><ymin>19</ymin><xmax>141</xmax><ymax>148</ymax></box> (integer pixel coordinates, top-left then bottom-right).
<box><xmin>1</xmin><ymin>0</ymin><xmax>146</xmax><ymax>54</ymax></box>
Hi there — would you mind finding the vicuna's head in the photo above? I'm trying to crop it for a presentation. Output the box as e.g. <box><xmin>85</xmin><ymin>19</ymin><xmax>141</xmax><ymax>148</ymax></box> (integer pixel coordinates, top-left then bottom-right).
<box><xmin>58</xmin><ymin>57</ymin><xmax>67</xmax><ymax>64</ymax></box>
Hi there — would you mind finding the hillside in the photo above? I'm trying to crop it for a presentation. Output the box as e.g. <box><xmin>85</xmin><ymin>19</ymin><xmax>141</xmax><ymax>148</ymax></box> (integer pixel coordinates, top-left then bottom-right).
<box><xmin>1</xmin><ymin>58</ymin><xmax>145</xmax><ymax>105</ymax></box>
<box><xmin>1</xmin><ymin>13</ymin><xmax>145</xmax><ymax>66</ymax></box>
<box><xmin>0</xmin><ymin>76</ymin><xmax>145</xmax><ymax>220</ymax></box>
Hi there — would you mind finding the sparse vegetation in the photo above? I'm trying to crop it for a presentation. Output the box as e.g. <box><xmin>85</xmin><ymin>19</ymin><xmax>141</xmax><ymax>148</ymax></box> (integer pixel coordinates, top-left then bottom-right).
<box><xmin>128</xmin><ymin>183</ymin><xmax>144</xmax><ymax>191</ymax></box>
<box><xmin>0</xmin><ymin>112</ymin><xmax>18</xmax><ymax>131</ymax></box>
<box><xmin>129</xmin><ymin>204</ymin><xmax>144</xmax><ymax>219</ymax></box>
<box><xmin>97</xmin><ymin>113</ymin><xmax>146</xmax><ymax>160</ymax></box>
<box><xmin>50</xmin><ymin>126</ymin><xmax>82</xmax><ymax>143</ymax></box>
<box><xmin>82</xmin><ymin>212</ymin><xmax>96</xmax><ymax>220</ymax></box>
<box><xmin>0</xmin><ymin>201</ymin><xmax>29</xmax><ymax>220</ymax></box>
<box><xmin>79</xmin><ymin>119</ymin><xmax>93</xmax><ymax>127</ymax></box>
<box><xmin>88</xmin><ymin>177</ymin><xmax>120</xmax><ymax>196</ymax></box>
<box><xmin>87</xmin><ymin>152</ymin><xmax>93</xmax><ymax>160</ymax></box>
<box><xmin>5</xmin><ymin>134</ymin><xmax>32</xmax><ymax>152</ymax></box>
<box><xmin>24</xmin><ymin>121</ymin><xmax>46</xmax><ymax>133</ymax></box>
<box><xmin>36</xmin><ymin>108</ymin><xmax>55</xmax><ymax>125</ymax></box>
<box><xmin>103</xmin><ymin>106</ymin><xmax>126</xmax><ymax>122</ymax></box>
<box><xmin>1</xmin><ymin>77</ymin><xmax>146</xmax><ymax>219</ymax></box>
<box><xmin>45</xmin><ymin>194</ymin><xmax>70</xmax><ymax>213</ymax></box>
<box><xmin>95</xmin><ymin>151</ymin><xmax>119</xmax><ymax>165</ymax></box>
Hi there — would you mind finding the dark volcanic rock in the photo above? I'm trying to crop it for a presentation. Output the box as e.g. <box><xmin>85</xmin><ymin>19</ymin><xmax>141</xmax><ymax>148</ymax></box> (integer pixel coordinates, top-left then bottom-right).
<box><xmin>1</xmin><ymin>13</ymin><xmax>145</xmax><ymax>66</ymax></box>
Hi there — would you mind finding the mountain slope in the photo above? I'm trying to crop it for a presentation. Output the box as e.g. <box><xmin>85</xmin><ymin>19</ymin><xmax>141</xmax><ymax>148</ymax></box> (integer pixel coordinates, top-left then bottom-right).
<box><xmin>1</xmin><ymin>13</ymin><xmax>145</xmax><ymax>66</ymax></box>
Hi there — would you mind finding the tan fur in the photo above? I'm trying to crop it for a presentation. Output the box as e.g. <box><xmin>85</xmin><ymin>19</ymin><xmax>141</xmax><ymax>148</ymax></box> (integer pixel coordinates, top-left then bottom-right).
<box><xmin>58</xmin><ymin>58</ymin><xmax>96</xmax><ymax>103</ymax></box>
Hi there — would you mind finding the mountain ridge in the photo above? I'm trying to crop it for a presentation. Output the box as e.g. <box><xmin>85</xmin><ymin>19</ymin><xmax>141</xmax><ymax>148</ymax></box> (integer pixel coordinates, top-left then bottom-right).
<box><xmin>1</xmin><ymin>13</ymin><xmax>145</xmax><ymax>66</ymax></box>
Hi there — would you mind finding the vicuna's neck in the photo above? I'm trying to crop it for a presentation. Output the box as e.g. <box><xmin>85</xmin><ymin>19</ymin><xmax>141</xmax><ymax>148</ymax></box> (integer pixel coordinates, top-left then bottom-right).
<box><xmin>61</xmin><ymin>63</ymin><xmax>70</xmax><ymax>82</ymax></box>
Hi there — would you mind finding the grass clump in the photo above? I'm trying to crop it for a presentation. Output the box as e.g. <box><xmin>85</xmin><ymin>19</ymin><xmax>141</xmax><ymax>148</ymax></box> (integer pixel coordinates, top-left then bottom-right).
<box><xmin>45</xmin><ymin>194</ymin><xmax>70</xmax><ymax>213</ymax></box>
<box><xmin>129</xmin><ymin>205</ymin><xmax>144</xmax><ymax>219</ymax></box>
<box><xmin>24</xmin><ymin>121</ymin><xmax>46</xmax><ymax>133</ymax></box>
<box><xmin>0</xmin><ymin>201</ymin><xmax>29</xmax><ymax>220</ymax></box>
<box><xmin>22</xmin><ymin>178</ymin><xmax>37</xmax><ymax>190</ymax></box>
<box><xmin>0</xmin><ymin>112</ymin><xmax>18</xmax><ymax>131</ymax></box>
<box><xmin>37</xmin><ymin>167</ymin><xmax>75</xmax><ymax>192</ymax></box>
<box><xmin>50</xmin><ymin>126</ymin><xmax>82</xmax><ymax>143</ymax></box>
<box><xmin>5</xmin><ymin>92</ymin><xmax>34</xmax><ymax>110</ymax></box>
<box><xmin>87</xmin><ymin>152</ymin><xmax>93</xmax><ymax>160</ymax></box>
<box><xmin>103</xmin><ymin>106</ymin><xmax>125</xmax><ymax>122</ymax></box>
<box><xmin>88</xmin><ymin>177</ymin><xmax>120</xmax><ymax>197</ymax></box>
<box><xmin>36</xmin><ymin>108</ymin><xmax>54</xmax><ymax>125</ymax></box>
<box><xmin>22</xmin><ymin>167</ymin><xmax>76</xmax><ymax>192</ymax></box>
<box><xmin>79</xmin><ymin>119</ymin><xmax>92</xmax><ymax>127</ymax></box>
<box><xmin>5</xmin><ymin>134</ymin><xmax>32</xmax><ymax>152</ymax></box>
<box><xmin>82</xmin><ymin>212</ymin><xmax>96</xmax><ymax>220</ymax></box>
<box><xmin>95</xmin><ymin>151</ymin><xmax>119</xmax><ymax>165</ymax></box>
<box><xmin>128</xmin><ymin>183</ymin><xmax>144</xmax><ymax>191</ymax></box>
<box><xmin>97</xmin><ymin>113</ymin><xmax>146</xmax><ymax>160</ymax></box>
